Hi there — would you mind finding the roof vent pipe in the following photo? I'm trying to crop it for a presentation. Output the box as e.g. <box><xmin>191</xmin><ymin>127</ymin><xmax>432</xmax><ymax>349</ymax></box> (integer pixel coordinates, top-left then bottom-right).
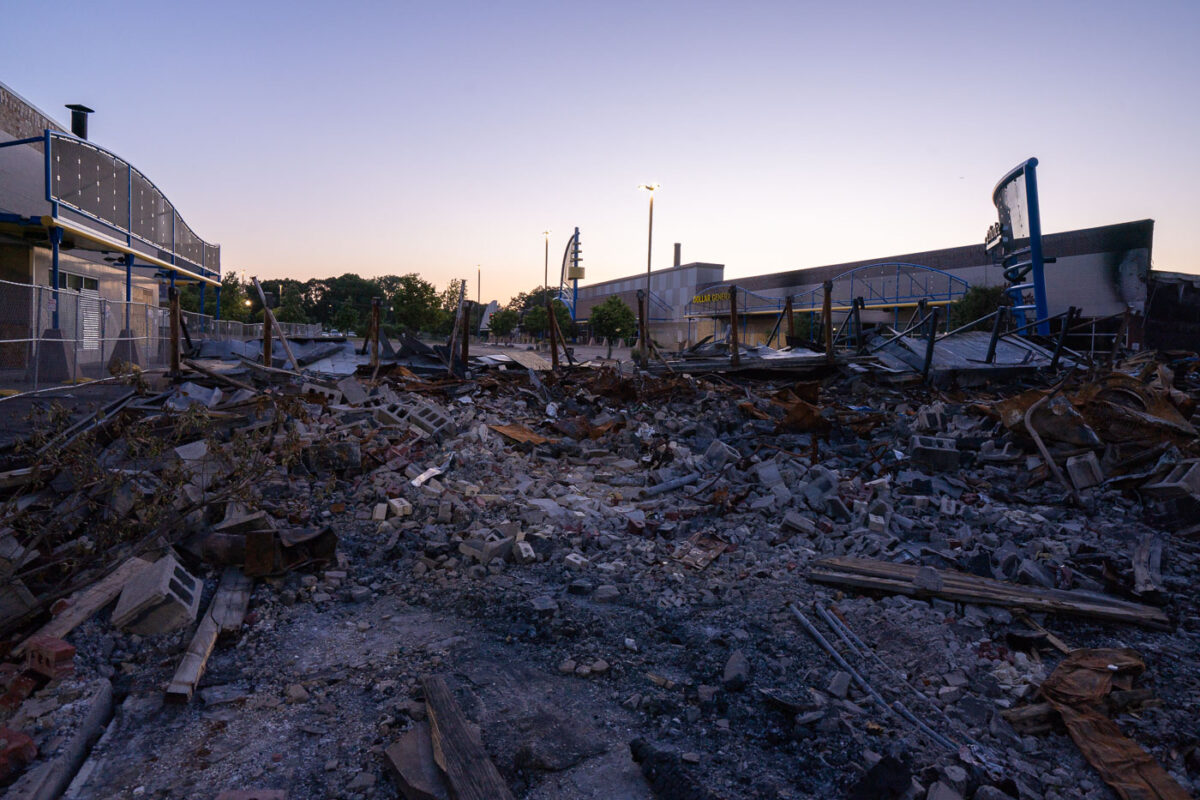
<box><xmin>673</xmin><ymin>243</ymin><xmax>681</xmax><ymax>267</ymax></box>
<box><xmin>65</xmin><ymin>104</ymin><xmax>94</xmax><ymax>139</ymax></box>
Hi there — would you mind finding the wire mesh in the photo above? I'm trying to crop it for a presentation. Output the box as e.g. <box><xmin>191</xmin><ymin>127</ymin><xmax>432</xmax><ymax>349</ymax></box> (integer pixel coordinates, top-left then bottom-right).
<box><xmin>0</xmin><ymin>279</ymin><xmax>320</xmax><ymax>395</ymax></box>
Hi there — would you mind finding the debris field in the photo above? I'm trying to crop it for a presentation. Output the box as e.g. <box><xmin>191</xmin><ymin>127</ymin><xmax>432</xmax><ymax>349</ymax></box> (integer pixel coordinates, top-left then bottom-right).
<box><xmin>1</xmin><ymin>348</ymin><xmax>1199</xmax><ymax>800</ymax></box>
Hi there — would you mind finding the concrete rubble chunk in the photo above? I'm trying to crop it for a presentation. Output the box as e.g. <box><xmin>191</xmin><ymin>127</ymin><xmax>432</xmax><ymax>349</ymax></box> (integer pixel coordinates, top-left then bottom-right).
<box><xmin>111</xmin><ymin>554</ymin><xmax>202</xmax><ymax>635</ymax></box>
<box><xmin>723</xmin><ymin>650</ymin><xmax>750</xmax><ymax>691</ymax></box>
<box><xmin>1065</xmin><ymin>451</ymin><xmax>1104</xmax><ymax>491</ymax></box>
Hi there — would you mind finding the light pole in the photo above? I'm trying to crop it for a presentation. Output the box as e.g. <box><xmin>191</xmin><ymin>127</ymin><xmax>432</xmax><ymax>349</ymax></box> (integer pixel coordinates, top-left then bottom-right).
<box><xmin>637</xmin><ymin>183</ymin><xmax>659</xmax><ymax>367</ymax></box>
<box><xmin>542</xmin><ymin>230</ymin><xmax>551</xmax><ymax>341</ymax></box>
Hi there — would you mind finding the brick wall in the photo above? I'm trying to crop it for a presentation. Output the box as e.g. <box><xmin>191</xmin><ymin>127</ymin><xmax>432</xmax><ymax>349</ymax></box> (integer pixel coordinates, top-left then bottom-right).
<box><xmin>0</xmin><ymin>83</ymin><xmax>64</xmax><ymax>141</ymax></box>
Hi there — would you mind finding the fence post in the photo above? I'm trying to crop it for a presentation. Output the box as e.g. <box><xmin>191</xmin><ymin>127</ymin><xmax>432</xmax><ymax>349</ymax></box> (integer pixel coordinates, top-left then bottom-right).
<box><xmin>169</xmin><ymin>287</ymin><xmax>182</xmax><ymax>378</ymax></box>
<box><xmin>729</xmin><ymin>284</ymin><xmax>740</xmax><ymax>367</ymax></box>
<box><xmin>822</xmin><ymin>280</ymin><xmax>833</xmax><ymax>364</ymax></box>
<box><xmin>72</xmin><ymin>291</ymin><xmax>80</xmax><ymax>385</ymax></box>
<box><xmin>32</xmin><ymin>286</ymin><xmax>42</xmax><ymax>391</ymax></box>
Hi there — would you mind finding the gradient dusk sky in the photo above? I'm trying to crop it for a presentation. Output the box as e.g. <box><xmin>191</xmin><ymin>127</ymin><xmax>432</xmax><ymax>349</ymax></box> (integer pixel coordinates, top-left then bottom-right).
<box><xmin>3</xmin><ymin>0</ymin><xmax>1197</xmax><ymax>303</ymax></box>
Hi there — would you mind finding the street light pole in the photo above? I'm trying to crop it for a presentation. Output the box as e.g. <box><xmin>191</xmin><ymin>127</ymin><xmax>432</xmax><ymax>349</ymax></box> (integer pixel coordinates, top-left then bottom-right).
<box><xmin>637</xmin><ymin>183</ymin><xmax>660</xmax><ymax>368</ymax></box>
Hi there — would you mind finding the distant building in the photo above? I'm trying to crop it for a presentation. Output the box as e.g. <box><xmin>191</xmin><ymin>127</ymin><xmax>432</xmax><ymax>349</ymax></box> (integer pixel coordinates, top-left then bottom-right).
<box><xmin>575</xmin><ymin>220</ymin><xmax>1154</xmax><ymax>348</ymax></box>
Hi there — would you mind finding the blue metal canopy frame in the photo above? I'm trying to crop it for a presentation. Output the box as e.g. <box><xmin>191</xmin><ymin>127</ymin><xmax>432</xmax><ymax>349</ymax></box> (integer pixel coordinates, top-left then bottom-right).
<box><xmin>0</xmin><ymin>129</ymin><xmax>222</xmax><ymax>329</ymax></box>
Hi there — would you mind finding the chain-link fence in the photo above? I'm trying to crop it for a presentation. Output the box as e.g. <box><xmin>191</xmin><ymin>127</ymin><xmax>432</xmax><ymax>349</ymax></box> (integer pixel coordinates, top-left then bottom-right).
<box><xmin>0</xmin><ymin>279</ymin><xmax>321</xmax><ymax>395</ymax></box>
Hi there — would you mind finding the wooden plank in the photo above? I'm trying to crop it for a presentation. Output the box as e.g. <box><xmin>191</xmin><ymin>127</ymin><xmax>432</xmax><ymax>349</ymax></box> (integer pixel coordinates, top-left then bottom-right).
<box><xmin>13</xmin><ymin>557</ymin><xmax>153</xmax><ymax>655</ymax></box>
<box><xmin>385</xmin><ymin>721</ymin><xmax>450</xmax><ymax>800</ymax></box>
<box><xmin>252</xmin><ymin>277</ymin><xmax>300</xmax><ymax>371</ymax></box>
<box><xmin>165</xmin><ymin>568</ymin><xmax>253</xmax><ymax>702</ymax></box>
<box><xmin>807</xmin><ymin>557</ymin><xmax>1170</xmax><ymax>629</ymax></box>
<box><xmin>1132</xmin><ymin>534</ymin><xmax>1164</xmax><ymax>601</ymax></box>
<box><xmin>421</xmin><ymin>674</ymin><xmax>514</xmax><ymax>800</ymax></box>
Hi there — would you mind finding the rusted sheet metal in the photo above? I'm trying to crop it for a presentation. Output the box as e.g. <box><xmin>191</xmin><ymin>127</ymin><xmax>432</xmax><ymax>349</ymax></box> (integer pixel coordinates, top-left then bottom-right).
<box><xmin>1039</xmin><ymin>649</ymin><xmax>1191</xmax><ymax>800</ymax></box>
<box><xmin>488</xmin><ymin>424</ymin><xmax>554</xmax><ymax>445</ymax></box>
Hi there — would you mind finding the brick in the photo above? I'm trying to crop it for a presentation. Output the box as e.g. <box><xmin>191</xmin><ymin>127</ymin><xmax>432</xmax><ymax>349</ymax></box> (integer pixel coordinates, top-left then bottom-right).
<box><xmin>0</xmin><ymin>726</ymin><xmax>37</xmax><ymax>780</ymax></box>
<box><xmin>24</xmin><ymin>635</ymin><xmax>75</xmax><ymax>680</ymax></box>
<box><xmin>564</xmin><ymin>553</ymin><xmax>589</xmax><ymax>570</ymax></box>
<box><xmin>387</xmin><ymin>497</ymin><xmax>413</xmax><ymax>517</ymax></box>
<box><xmin>909</xmin><ymin>435</ymin><xmax>959</xmax><ymax>471</ymax></box>
<box><xmin>0</xmin><ymin>674</ymin><xmax>37</xmax><ymax>711</ymax></box>
<box><xmin>111</xmin><ymin>554</ymin><xmax>202</xmax><ymax>635</ymax></box>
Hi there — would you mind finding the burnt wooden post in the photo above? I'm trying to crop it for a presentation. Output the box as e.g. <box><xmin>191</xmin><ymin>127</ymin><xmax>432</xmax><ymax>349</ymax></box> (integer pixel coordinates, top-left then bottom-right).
<box><xmin>729</xmin><ymin>284</ymin><xmax>740</xmax><ymax>367</ymax></box>
<box><xmin>922</xmin><ymin>307</ymin><xmax>940</xmax><ymax>379</ymax></box>
<box><xmin>852</xmin><ymin>297</ymin><xmax>864</xmax><ymax>353</ymax></box>
<box><xmin>784</xmin><ymin>294</ymin><xmax>795</xmax><ymax>344</ymax></box>
<box><xmin>262</xmin><ymin>307</ymin><xmax>273</xmax><ymax>367</ymax></box>
<box><xmin>461</xmin><ymin>300</ymin><xmax>471</xmax><ymax>369</ymax></box>
<box><xmin>636</xmin><ymin>290</ymin><xmax>647</xmax><ymax>368</ymax></box>
<box><xmin>985</xmin><ymin>306</ymin><xmax>1007</xmax><ymax>364</ymax></box>
<box><xmin>546</xmin><ymin>299</ymin><xmax>559</xmax><ymax>371</ymax></box>
<box><xmin>168</xmin><ymin>286</ymin><xmax>182</xmax><ymax>378</ymax></box>
<box><xmin>370</xmin><ymin>298</ymin><xmax>381</xmax><ymax>371</ymax></box>
<box><xmin>1050</xmin><ymin>306</ymin><xmax>1077</xmax><ymax>371</ymax></box>
<box><xmin>822</xmin><ymin>280</ymin><xmax>834</xmax><ymax>364</ymax></box>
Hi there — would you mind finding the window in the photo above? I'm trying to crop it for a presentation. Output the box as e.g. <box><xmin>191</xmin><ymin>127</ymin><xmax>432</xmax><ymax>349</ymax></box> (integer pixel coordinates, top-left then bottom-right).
<box><xmin>57</xmin><ymin>272</ymin><xmax>99</xmax><ymax>292</ymax></box>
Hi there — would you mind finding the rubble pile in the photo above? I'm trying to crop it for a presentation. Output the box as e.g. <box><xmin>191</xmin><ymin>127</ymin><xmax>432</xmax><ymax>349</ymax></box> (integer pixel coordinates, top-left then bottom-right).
<box><xmin>1</xmin><ymin>352</ymin><xmax>1198</xmax><ymax>800</ymax></box>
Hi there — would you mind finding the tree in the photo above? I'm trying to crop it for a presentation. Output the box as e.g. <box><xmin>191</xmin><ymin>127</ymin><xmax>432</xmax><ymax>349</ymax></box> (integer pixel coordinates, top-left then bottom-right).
<box><xmin>588</xmin><ymin>295</ymin><xmax>637</xmax><ymax>358</ymax></box>
<box><xmin>332</xmin><ymin>305</ymin><xmax>360</xmax><ymax>335</ymax></box>
<box><xmin>506</xmin><ymin>286</ymin><xmax>555</xmax><ymax>313</ymax></box>
<box><xmin>522</xmin><ymin>299</ymin><xmax>573</xmax><ymax>339</ymax></box>
<box><xmin>388</xmin><ymin>274</ymin><xmax>442</xmax><ymax>334</ymax></box>
<box><xmin>948</xmin><ymin>285</ymin><xmax>1013</xmax><ymax>332</ymax></box>
<box><xmin>488</xmin><ymin>308</ymin><xmax>518</xmax><ymax>338</ymax></box>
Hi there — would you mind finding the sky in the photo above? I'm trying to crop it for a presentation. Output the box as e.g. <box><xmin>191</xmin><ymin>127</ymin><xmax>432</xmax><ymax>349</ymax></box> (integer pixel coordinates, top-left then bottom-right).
<box><xmin>3</xmin><ymin>0</ymin><xmax>1198</xmax><ymax>304</ymax></box>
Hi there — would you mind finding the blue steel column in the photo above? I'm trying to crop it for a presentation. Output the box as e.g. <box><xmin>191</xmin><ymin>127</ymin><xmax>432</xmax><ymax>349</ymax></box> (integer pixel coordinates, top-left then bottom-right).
<box><xmin>215</xmin><ymin>286</ymin><xmax>221</xmax><ymax>320</ymax></box>
<box><xmin>50</xmin><ymin>227</ymin><xmax>63</xmax><ymax>329</ymax></box>
<box><xmin>1024</xmin><ymin>160</ymin><xmax>1050</xmax><ymax>336</ymax></box>
<box><xmin>200</xmin><ymin>282</ymin><xmax>206</xmax><ymax>317</ymax></box>
<box><xmin>124</xmin><ymin>253</ymin><xmax>133</xmax><ymax>329</ymax></box>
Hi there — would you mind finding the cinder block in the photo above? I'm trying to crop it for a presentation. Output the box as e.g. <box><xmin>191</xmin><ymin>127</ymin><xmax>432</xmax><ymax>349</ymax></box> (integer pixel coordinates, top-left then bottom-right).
<box><xmin>1065</xmin><ymin>452</ymin><xmax>1104</xmax><ymax>491</ymax></box>
<box><xmin>24</xmin><ymin>635</ymin><xmax>75</xmax><ymax>681</ymax></box>
<box><xmin>458</xmin><ymin>531</ymin><xmax>514</xmax><ymax>565</ymax></box>
<box><xmin>301</xmin><ymin>383</ymin><xmax>342</xmax><ymax>404</ymax></box>
<box><xmin>111</xmin><ymin>554</ymin><xmax>202</xmax><ymax>635</ymax></box>
<box><xmin>387</xmin><ymin>497</ymin><xmax>412</xmax><ymax>517</ymax></box>
<box><xmin>512</xmin><ymin>541</ymin><xmax>536</xmax><ymax>564</ymax></box>
<box><xmin>372</xmin><ymin>503</ymin><xmax>389</xmax><ymax>521</ymax></box>
<box><xmin>909</xmin><ymin>435</ymin><xmax>960</xmax><ymax>471</ymax></box>
<box><xmin>1141</xmin><ymin>459</ymin><xmax>1200</xmax><ymax>499</ymax></box>
<box><xmin>564</xmin><ymin>553</ymin><xmax>589</xmax><ymax>570</ymax></box>
<box><xmin>404</xmin><ymin>399</ymin><xmax>456</xmax><ymax>439</ymax></box>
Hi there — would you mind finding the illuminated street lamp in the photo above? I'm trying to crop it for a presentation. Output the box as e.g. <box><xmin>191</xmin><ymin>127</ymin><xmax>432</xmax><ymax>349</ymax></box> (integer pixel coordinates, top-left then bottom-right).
<box><xmin>637</xmin><ymin>183</ymin><xmax>660</xmax><ymax>367</ymax></box>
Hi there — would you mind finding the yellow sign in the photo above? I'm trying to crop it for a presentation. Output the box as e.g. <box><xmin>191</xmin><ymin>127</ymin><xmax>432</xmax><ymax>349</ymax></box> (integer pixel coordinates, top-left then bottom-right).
<box><xmin>691</xmin><ymin>291</ymin><xmax>730</xmax><ymax>305</ymax></box>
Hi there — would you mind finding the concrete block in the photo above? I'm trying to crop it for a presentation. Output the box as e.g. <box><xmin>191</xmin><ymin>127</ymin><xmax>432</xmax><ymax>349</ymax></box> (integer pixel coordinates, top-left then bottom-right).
<box><xmin>782</xmin><ymin>511</ymin><xmax>817</xmax><ymax>535</ymax></box>
<box><xmin>301</xmin><ymin>382</ymin><xmax>342</xmax><ymax>404</ymax></box>
<box><xmin>387</xmin><ymin>497</ymin><xmax>413</xmax><ymax>517</ymax></box>
<box><xmin>24</xmin><ymin>635</ymin><xmax>75</xmax><ymax>680</ymax></box>
<box><xmin>909</xmin><ymin>435</ymin><xmax>959</xmax><ymax>471</ymax></box>
<box><xmin>512</xmin><ymin>541</ymin><xmax>536</xmax><ymax>564</ymax></box>
<box><xmin>564</xmin><ymin>553</ymin><xmax>589</xmax><ymax>570</ymax></box>
<box><xmin>1065</xmin><ymin>452</ymin><xmax>1104</xmax><ymax>491</ymax></box>
<box><xmin>458</xmin><ymin>532</ymin><xmax>513</xmax><ymax>565</ymax></box>
<box><xmin>336</xmin><ymin>376</ymin><xmax>369</xmax><ymax>406</ymax></box>
<box><xmin>372</xmin><ymin>503</ymin><xmax>389</xmax><ymax>521</ymax></box>
<box><xmin>1141</xmin><ymin>458</ymin><xmax>1200</xmax><ymax>499</ymax></box>
<box><xmin>405</xmin><ymin>399</ymin><xmax>456</xmax><ymax>439</ymax></box>
<box><xmin>111</xmin><ymin>554</ymin><xmax>202</xmax><ymax>635</ymax></box>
